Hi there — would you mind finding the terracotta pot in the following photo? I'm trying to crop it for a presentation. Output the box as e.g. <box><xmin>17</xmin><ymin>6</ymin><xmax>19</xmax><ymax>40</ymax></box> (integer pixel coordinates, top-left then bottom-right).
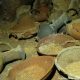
<box><xmin>33</xmin><ymin>4</ymin><xmax>49</xmax><ymax>22</ymax></box>
<box><xmin>37</xmin><ymin>34</ymin><xmax>80</xmax><ymax>56</ymax></box>
<box><xmin>9</xmin><ymin>15</ymin><xmax>39</xmax><ymax>39</ymax></box>
<box><xmin>8</xmin><ymin>56</ymin><xmax>55</xmax><ymax>80</ymax></box>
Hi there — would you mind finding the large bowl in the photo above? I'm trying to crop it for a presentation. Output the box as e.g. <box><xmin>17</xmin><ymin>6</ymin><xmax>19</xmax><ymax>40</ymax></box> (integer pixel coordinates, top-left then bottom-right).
<box><xmin>55</xmin><ymin>46</ymin><xmax>80</xmax><ymax>79</ymax></box>
<box><xmin>37</xmin><ymin>34</ymin><xmax>80</xmax><ymax>56</ymax></box>
<box><xmin>8</xmin><ymin>56</ymin><xmax>55</xmax><ymax>80</ymax></box>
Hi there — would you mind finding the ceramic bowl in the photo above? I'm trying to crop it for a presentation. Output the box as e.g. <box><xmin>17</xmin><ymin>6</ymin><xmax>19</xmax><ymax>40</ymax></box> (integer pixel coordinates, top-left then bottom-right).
<box><xmin>8</xmin><ymin>56</ymin><xmax>55</xmax><ymax>80</ymax></box>
<box><xmin>37</xmin><ymin>34</ymin><xmax>79</xmax><ymax>56</ymax></box>
<box><xmin>55</xmin><ymin>46</ymin><xmax>80</xmax><ymax>79</ymax></box>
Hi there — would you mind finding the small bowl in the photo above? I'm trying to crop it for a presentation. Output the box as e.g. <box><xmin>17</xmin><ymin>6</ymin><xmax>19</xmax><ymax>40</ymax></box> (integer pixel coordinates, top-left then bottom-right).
<box><xmin>8</xmin><ymin>56</ymin><xmax>55</xmax><ymax>80</ymax></box>
<box><xmin>55</xmin><ymin>46</ymin><xmax>80</xmax><ymax>79</ymax></box>
<box><xmin>37</xmin><ymin>34</ymin><xmax>78</xmax><ymax>56</ymax></box>
<box><xmin>66</xmin><ymin>19</ymin><xmax>80</xmax><ymax>40</ymax></box>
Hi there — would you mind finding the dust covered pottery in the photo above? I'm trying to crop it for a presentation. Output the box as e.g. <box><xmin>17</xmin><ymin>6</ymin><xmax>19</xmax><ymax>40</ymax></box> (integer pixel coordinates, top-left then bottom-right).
<box><xmin>8</xmin><ymin>56</ymin><xmax>55</xmax><ymax>80</ymax></box>
<box><xmin>38</xmin><ymin>34</ymin><xmax>80</xmax><ymax>56</ymax></box>
<box><xmin>9</xmin><ymin>15</ymin><xmax>39</xmax><ymax>39</ymax></box>
<box><xmin>66</xmin><ymin>19</ymin><xmax>80</xmax><ymax>40</ymax></box>
<box><xmin>55</xmin><ymin>46</ymin><xmax>80</xmax><ymax>79</ymax></box>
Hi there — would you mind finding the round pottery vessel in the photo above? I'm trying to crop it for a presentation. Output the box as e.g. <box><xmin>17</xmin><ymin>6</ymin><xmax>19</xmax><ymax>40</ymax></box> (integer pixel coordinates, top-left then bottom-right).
<box><xmin>8</xmin><ymin>56</ymin><xmax>55</xmax><ymax>80</ymax></box>
<box><xmin>37</xmin><ymin>34</ymin><xmax>80</xmax><ymax>56</ymax></box>
<box><xmin>55</xmin><ymin>46</ymin><xmax>80</xmax><ymax>79</ymax></box>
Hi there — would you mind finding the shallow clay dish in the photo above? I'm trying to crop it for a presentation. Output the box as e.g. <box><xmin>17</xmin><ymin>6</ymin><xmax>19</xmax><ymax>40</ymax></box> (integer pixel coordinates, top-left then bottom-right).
<box><xmin>66</xmin><ymin>19</ymin><xmax>80</xmax><ymax>40</ymax></box>
<box><xmin>37</xmin><ymin>34</ymin><xmax>80</xmax><ymax>56</ymax></box>
<box><xmin>9</xmin><ymin>15</ymin><xmax>39</xmax><ymax>39</ymax></box>
<box><xmin>8</xmin><ymin>56</ymin><xmax>54</xmax><ymax>80</ymax></box>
